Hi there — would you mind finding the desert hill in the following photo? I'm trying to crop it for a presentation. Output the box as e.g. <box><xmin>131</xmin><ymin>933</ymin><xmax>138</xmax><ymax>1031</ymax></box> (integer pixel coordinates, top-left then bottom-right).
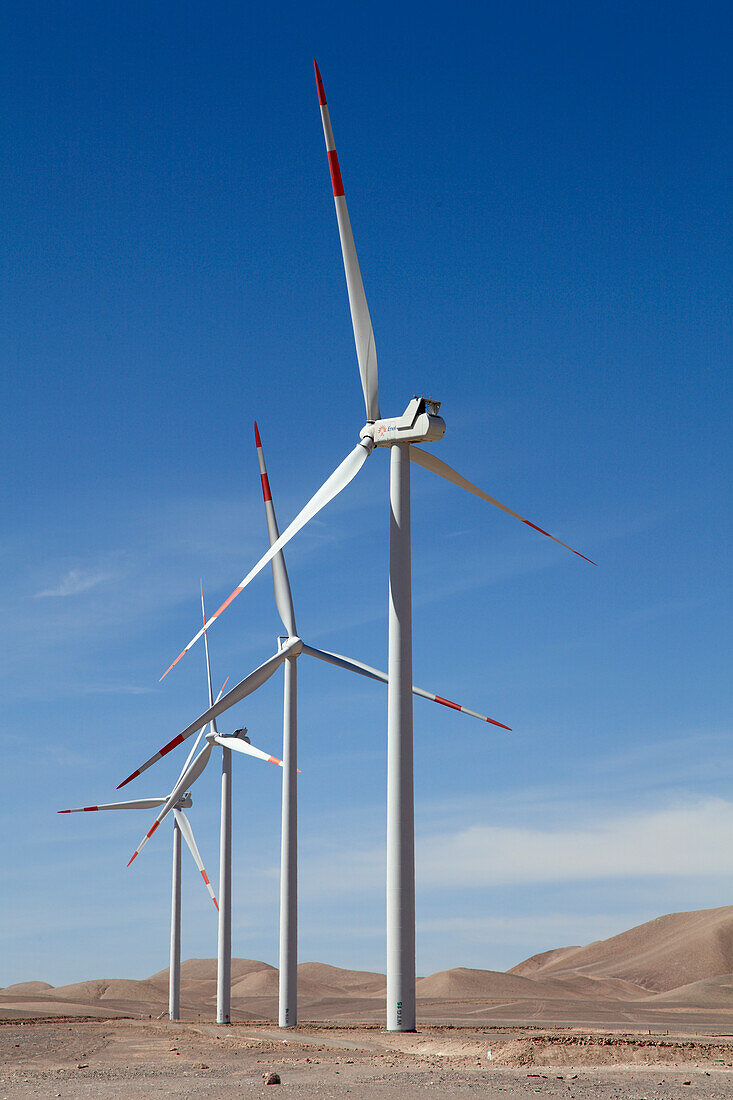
<box><xmin>644</xmin><ymin>974</ymin><xmax>733</xmax><ymax>1007</ymax></box>
<box><xmin>509</xmin><ymin>946</ymin><xmax>580</xmax><ymax>975</ymax></box>
<box><xmin>2</xmin><ymin>905</ymin><xmax>732</xmax><ymax>1024</ymax></box>
<box><xmin>416</xmin><ymin>966</ymin><xmax>648</xmax><ymax>1003</ymax></box>
<box><xmin>511</xmin><ymin>904</ymin><xmax>733</xmax><ymax>992</ymax></box>
<box><xmin>417</xmin><ymin>966</ymin><xmax>567</xmax><ymax>1000</ymax></box>
<box><xmin>148</xmin><ymin>958</ymin><xmax>276</xmax><ymax>984</ymax></box>
<box><xmin>1</xmin><ymin>981</ymin><xmax>53</xmax><ymax>995</ymax></box>
<box><xmin>298</xmin><ymin>962</ymin><xmax>386</xmax><ymax>994</ymax></box>
<box><xmin>230</xmin><ymin>962</ymin><xmax>387</xmax><ymax>1000</ymax></box>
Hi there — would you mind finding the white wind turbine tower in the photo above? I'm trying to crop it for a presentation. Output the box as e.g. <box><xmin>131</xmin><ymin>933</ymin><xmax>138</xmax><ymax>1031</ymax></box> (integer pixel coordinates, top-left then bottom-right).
<box><xmin>122</xmin><ymin>584</ymin><xmax>286</xmax><ymax>1025</ymax></box>
<box><xmin>120</xmin><ymin>426</ymin><xmax>510</xmax><ymax>1029</ymax></box>
<box><xmin>58</xmin><ymin>769</ymin><xmax>219</xmax><ymax>1021</ymax></box>
<box><xmin>253</xmin><ymin>420</ymin><xmax>510</xmax><ymax>1027</ymax></box>
<box><xmin>150</xmin><ymin>62</ymin><xmax>595</xmax><ymax>1031</ymax></box>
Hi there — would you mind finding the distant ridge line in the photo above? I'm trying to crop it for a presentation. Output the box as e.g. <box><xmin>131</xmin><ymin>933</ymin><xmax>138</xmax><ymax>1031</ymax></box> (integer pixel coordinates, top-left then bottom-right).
<box><xmin>3</xmin><ymin>906</ymin><xmax>733</xmax><ymax>1020</ymax></box>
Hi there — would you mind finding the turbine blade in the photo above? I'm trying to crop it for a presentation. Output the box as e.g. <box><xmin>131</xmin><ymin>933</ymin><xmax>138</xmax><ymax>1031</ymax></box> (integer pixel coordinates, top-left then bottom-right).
<box><xmin>200</xmin><ymin>580</ymin><xmax>217</xmax><ymax>732</ymax></box>
<box><xmin>174</xmin><ymin>808</ymin><xmax>218</xmax><ymax>910</ymax></box>
<box><xmin>213</xmin><ymin>734</ymin><xmax>285</xmax><ymax>768</ymax></box>
<box><xmin>58</xmin><ymin>798</ymin><xmax>167</xmax><ymax>813</ymax></box>
<box><xmin>127</xmin><ymin>743</ymin><xmax>213</xmax><ymax>865</ymax></box>
<box><xmin>301</xmin><ymin>643</ymin><xmax>511</xmax><ymax>730</ymax></box>
<box><xmin>254</xmin><ymin>421</ymin><xmax>297</xmax><ymax>636</ymax></box>
<box><xmin>410</xmin><ymin>447</ymin><xmax>596</xmax><ymax>565</ymax></box>
<box><xmin>120</xmin><ymin>649</ymin><xmax>291</xmax><ymax>789</ymax></box>
<box><xmin>175</xmin><ymin>675</ymin><xmax>230</xmax><ymax>790</ymax></box>
<box><xmin>159</xmin><ymin>439</ymin><xmax>372</xmax><ymax>679</ymax></box>
<box><xmin>314</xmin><ymin>60</ymin><xmax>380</xmax><ymax>422</ymax></box>
<box><xmin>127</xmin><ymin>818</ymin><xmax>164</xmax><ymax>867</ymax></box>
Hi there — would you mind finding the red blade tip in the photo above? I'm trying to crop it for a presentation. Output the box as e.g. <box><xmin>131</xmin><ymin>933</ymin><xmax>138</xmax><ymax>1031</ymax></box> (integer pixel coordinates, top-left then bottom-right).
<box><xmin>127</xmin><ymin>852</ymin><xmax>138</xmax><ymax>867</ymax></box>
<box><xmin>313</xmin><ymin>60</ymin><xmax>326</xmax><ymax>105</ymax></box>
<box><xmin>160</xmin><ymin>650</ymin><xmax>185</xmax><ymax>682</ymax></box>
<box><xmin>254</xmin><ymin>420</ymin><xmax>262</xmax><ymax>448</ymax></box>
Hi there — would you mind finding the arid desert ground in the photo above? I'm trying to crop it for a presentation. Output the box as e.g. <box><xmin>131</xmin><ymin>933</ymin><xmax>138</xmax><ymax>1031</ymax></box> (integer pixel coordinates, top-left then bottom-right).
<box><xmin>3</xmin><ymin>904</ymin><xmax>733</xmax><ymax>1096</ymax></box>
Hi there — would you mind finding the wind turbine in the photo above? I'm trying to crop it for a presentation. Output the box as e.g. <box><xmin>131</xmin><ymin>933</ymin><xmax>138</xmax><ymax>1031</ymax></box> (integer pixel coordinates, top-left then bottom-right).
<box><xmin>118</xmin><ymin>427</ymin><xmax>510</xmax><ymax>1028</ymax></box>
<box><xmin>125</xmin><ymin>585</ymin><xmax>286</xmax><ymax>1024</ymax></box>
<box><xmin>151</xmin><ymin>63</ymin><xmax>595</xmax><ymax>1030</ymax></box>
<box><xmin>253</xmin><ymin>420</ymin><xmax>512</xmax><ymax>1027</ymax></box>
<box><xmin>58</xmin><ymin>777</ymin><xmax>218</xmax><ymax>1022</ymax></box>
<box><xmin>125</xmin><ymin>718</ymin><xmax>283</xmax><ymax>1025</ymax></box>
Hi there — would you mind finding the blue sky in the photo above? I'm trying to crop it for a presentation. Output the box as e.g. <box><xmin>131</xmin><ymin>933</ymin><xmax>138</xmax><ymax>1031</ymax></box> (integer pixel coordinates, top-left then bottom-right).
<box><xmin>1</xmin><ymin>0</ymin><xmax>731</xmax><ymax>987</ymax></box>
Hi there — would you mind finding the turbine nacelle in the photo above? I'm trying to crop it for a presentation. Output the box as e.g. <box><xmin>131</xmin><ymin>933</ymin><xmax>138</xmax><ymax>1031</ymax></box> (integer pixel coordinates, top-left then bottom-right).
<box><xmin>175</xmin><ymin>793</ymin><xmax>193</xmax><ymax>809</ymax></box>
<box><xmin>363</xmin><ymin>397</ymin><xmax>446</xmax><ymax>447</ymax></box>
<box><xmin>205</xmin><ymin>728</ymin><xmax>251</xmax><ymax>745</ymax></box>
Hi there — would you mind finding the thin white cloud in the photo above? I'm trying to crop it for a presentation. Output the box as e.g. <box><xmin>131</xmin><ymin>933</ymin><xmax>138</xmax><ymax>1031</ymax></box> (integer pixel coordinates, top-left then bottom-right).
<box><xmin>300</xmin><ymin>798</ymin><xmax>733</xmax><ymax>897</ymax></box>
<box><xmin>418</xmin><ymin>798</ymin><xmax>733</xmax><ymax>886</ymax></box>
<box><xmin>34</xmin><ymin>568</ymin><xmax>114</xmax><ymax>599</ymax></box>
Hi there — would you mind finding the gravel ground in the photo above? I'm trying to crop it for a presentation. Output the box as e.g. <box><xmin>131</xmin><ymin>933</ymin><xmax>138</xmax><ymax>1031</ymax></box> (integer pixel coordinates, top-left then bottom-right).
<box><xmin>2</xmin><ymin>1019</ymin><xmax>733</xmax><ymax>1098</ymax></box>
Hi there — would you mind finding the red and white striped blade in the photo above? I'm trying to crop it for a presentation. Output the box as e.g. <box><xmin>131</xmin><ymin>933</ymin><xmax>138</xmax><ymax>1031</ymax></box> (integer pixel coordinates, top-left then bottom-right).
<box><xmin>173</xmin><ymin>808</ymin><xmax>218</xmax><ymax>911</ymax></box>
<box><xmin>127</xmin><ymin>743</ymin><xmax>213</xmax><ymax>866</ymax></box>
<box><xmin>58</xmin><ymin>798</ymin><xmax>167</xmax><ymax>813</ymax></box>
<box><xmin>127</xmin><ymin>816</ymin><xmax>164</xmax><ymax>867</ymax></box>
<box><xmin>121</xmin><ymin>650</ymin><xmax>288</xmax><ymax>789</ymax></box>
<box><xmin>254</xmin><ymin>421</ymin><xmax>297</xmax><ymax>637</ymax></box>
<box><xmin>410</xmin><ymin>447</ymin><xmax>597</xmax><ymax>565</ymax></box>
<box><xmin>159</xmin><ymin>440</ymin><xmax>372</xmax><ymax>680</ymax></box>
<box><xmin>213</xmin><ymin>734</ymin><xmax>284</xmax><ymax>767</ymax></box>
<box><xmin>301</xmin><ymin>642</ymin><xmax>511</xmax><ymax>730</ymax></box>
<box><xmin>314</xmin><ymin>60</ymin><xmax>380</xmax><ymax>423</ymax></box>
